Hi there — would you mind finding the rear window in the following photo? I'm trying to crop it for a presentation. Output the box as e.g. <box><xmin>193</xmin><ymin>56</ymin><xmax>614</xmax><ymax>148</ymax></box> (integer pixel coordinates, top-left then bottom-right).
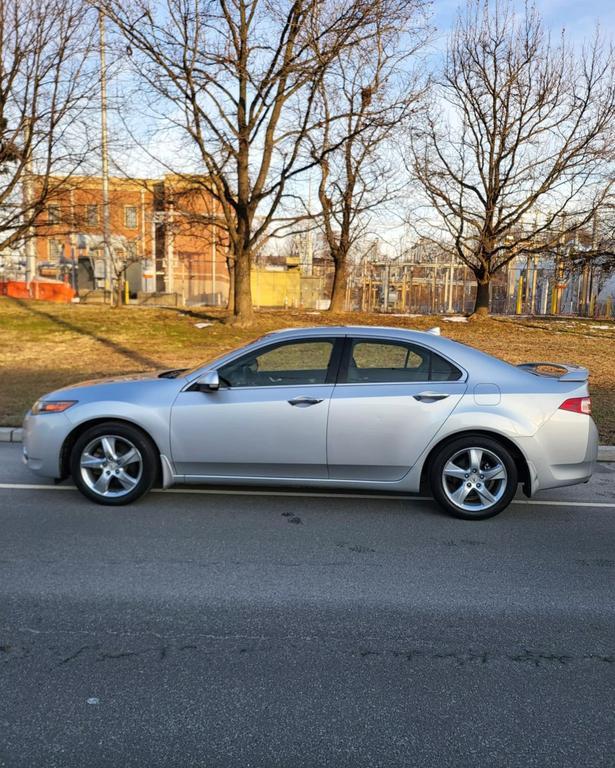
<box><xmin>347</xmin><ymin>340</ymin><xmax>462</xmax><ymax>383</ymax></box>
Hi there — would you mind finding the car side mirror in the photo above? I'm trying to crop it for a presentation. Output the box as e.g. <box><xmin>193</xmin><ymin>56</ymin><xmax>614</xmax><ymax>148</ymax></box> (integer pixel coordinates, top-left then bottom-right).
<box><xmin>196</xmin><ymin>370</ymin><xmax>220</xmax><ymax>391</ymax></box>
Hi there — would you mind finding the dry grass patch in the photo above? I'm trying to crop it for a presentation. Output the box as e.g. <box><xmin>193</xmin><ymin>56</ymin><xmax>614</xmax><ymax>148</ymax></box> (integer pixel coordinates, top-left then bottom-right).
<box><xmin>1</xmin><ymin>297</ymin><xmax>613</xmax><ymax>442</ymax></box>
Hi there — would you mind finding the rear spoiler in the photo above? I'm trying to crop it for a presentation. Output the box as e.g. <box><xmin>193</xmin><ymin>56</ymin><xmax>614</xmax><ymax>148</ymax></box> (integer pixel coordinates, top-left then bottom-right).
<box><xmin>516</xmin><ymin>362</ymin><xmax>589</xmax><ymax>382</ymax></box>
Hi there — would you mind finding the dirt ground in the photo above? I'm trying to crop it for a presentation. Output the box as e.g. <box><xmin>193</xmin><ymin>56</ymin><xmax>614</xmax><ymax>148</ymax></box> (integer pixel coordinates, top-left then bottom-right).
<box><xmin>1</xmin><ymin>296</ymin><xmax>613</xmax><ymax>442</ymax></box>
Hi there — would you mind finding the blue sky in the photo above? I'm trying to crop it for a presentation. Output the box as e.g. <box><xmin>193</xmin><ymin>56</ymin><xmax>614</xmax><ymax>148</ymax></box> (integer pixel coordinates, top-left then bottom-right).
<box><xmin>432</xmin><ymin>0</ymin><xmax>615</xmax><ymax>42</ymax></box>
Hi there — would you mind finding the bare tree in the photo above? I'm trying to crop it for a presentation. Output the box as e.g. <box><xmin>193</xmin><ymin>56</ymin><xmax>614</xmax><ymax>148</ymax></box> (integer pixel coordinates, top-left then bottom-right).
<box><xmin>578</xmin><ymin>207</ymin><xmax>615</xmax><ymax>272</ymax></box>
<box><xmin>308</xmin><ymin>1</ymin><xmax>429</xmax><ymax>311</ymax></box>
<box><xmin>0</xmin><ymin>0</ymin><xmax>98</xmax><ymax>260</ymax></box>
<box><xmin>99</xmin><ymin>0</ymin><xmax>392</xmax><ymax>325</ymax></box>
<box><xmin>560</xmin><ymin>207</ymin><xmax>615</xmax><ymax>307</ymax></box>
<box><xmin>410</xmin><ymin>0</ymin><xmax>615</xmax><ymax>316</ymax></box>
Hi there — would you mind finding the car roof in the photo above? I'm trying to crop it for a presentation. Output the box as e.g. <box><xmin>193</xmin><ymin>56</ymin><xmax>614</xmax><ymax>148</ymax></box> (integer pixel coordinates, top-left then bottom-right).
<box><xmin>264</xmin><ymin>325</ymin><xmax>439</xmax><ymax>339</ymax></box>
<box><xmin>262</xmin><ymin>325</ymin><xmax>460</xmax><ymax>352</ymax></box>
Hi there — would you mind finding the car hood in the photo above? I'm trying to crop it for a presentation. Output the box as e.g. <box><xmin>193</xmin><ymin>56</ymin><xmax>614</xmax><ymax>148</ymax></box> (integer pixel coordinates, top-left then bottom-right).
<box><xmin>37</xmin><ymin>370</ymin><xmax>189</xmax><ymax>405</ymax></box>
<box><xmin>54</xmin><ymin>369</ymin><xmax>187</xmax><ymax>391</ymax></box>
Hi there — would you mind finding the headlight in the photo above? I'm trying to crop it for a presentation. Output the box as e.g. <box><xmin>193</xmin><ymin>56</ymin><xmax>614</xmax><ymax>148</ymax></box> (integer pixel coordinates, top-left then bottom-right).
<box><xmin>32</xmin><ymin>400</ymin><xmax>78</xmax><ymax>414</ymax></box>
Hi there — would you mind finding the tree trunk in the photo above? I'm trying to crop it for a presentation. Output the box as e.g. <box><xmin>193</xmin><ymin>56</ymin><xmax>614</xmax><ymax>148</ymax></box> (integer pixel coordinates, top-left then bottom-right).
<box><xmin>472</xmin><ymin>277</ymin><xmax>490</xmax><ymax>316</ymax></box>
<box><xmin>113</xmin><ymin>274</ymin><xmax>123</xmax><ymax>308</ymax></box>
<box><xmin>226</xmin><ymin>257</ymin><xmax>235</xmax><ymax>314</ymax></box>
<box><xmin>328</xmin><ymin>254</ymin><xmax>348</xmax><ymax>313</ymax></box>
<box><xmin>229</xmin><ymin>247</ymin><xmax>254</xmax><ymax>325</ymax></box>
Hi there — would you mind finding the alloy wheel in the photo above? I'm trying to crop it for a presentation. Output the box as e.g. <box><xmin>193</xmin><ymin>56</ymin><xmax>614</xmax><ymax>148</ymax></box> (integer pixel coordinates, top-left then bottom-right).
<box><xmin>79</xmin><ymin>434</ymin><xmax>143</xmax><ymax>499</ymax></box>
<box><xmin>441</xmin><ymin>446</ymin><xmax>508</xmax><ymax>512</ymax></box>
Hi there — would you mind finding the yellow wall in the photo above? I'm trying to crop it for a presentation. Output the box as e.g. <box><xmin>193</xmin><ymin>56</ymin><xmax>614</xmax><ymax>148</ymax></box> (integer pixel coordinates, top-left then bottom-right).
<box><xmin>251</xmin><ymin>268</ymin><xmax>300</xmax><ymax>307</ymax></box>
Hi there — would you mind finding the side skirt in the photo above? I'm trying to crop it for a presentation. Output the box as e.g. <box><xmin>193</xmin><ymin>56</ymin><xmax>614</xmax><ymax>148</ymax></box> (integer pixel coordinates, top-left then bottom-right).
<box><xmin>167</xmin><ymin>472</ymin><xmax>421</xmax><ymax>494</ymax></box>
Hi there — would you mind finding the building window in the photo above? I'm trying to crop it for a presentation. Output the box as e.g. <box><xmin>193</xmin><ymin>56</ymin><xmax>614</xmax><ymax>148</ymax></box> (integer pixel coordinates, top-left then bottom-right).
<box><xmin>86</xmin><ymin>205</ymin><xmax>98</xmax><ymax>226</ymax></box>
<box><xmin>49</xmin><ymin>239</ymin><xmax>64</xmax><ymax>262</ymax></box>
<box><xmin>47</xmin><ymin>205</ymin><xmax>60</xmax><ymax>225</ymax></box>
<box><xmin>124</xmin><ymin>206</ymin><xmax>137</xmax><ymax>228</ymax></box>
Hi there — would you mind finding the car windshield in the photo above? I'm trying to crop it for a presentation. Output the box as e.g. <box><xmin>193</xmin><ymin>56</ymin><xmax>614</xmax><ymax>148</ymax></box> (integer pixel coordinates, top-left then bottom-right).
<box><xmin>183</xmin><ymin>334</ymin><xmax>272</xmax><ymax>378</ymax></box>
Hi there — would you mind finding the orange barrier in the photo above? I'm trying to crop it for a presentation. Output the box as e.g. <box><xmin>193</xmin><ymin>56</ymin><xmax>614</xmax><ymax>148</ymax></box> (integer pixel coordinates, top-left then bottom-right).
<box><xmin>0</xmin><ymin>280</ymin><xmax>76</xmax><ymax>303</ymax></box>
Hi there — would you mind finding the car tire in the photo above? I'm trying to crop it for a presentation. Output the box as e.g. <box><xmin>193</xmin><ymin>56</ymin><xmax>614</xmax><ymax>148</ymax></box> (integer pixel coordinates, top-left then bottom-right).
<box><xmin>429</xmin><ymin>434</ymin><xmax>518</xmax><ymax>520</ymax></box>
<box><xmin>70</xmin><ymin>422</ymin><xmax>158</xmax><ymax>506</ymax></box>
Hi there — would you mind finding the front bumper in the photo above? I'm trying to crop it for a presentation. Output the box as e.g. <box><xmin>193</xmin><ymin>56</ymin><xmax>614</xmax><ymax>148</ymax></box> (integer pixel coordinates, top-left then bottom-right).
<box><xmin>22</xmin><ymin>410</ymin><xmax>72</xmax><ymax>479</ymax></box>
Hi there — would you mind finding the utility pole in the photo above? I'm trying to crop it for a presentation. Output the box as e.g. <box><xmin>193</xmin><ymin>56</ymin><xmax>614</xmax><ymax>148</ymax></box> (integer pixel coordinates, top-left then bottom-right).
<box><xmin>211</xmin><ymin>216</ymin><xmax>217</xmax><ymax>303</ymax></box>
<box><xmin>383</xmin><ymin>262</ymin><xmax>390</xmax><ymax>312</ymax></box>
<box><xmin>530</xmin><ymin>256</ymin><xmax>538</xmax><ymax>315</ymax></box>
<box><xmin>23</xmin><ymin>119</ymin><xmax>37</xmax><ymax>288</ymax></box>
<box><xmin>99</xmin><ymin>11</ymin><xmax>112</xmax><ymax>297</ymax></box>
<box><xmin>69</xmin><ymin>188</ymin><xmax>77</xmax><ymax>292</ymax></box>
<box><xmin>447</xmin><ymin>262</ymin><xmax>454</xmax><ymax>313</ymax></box>
<box><xmin>166</xmin><ymin>195</ymin><xmax>175</xmax><ymax>294</ymax></box>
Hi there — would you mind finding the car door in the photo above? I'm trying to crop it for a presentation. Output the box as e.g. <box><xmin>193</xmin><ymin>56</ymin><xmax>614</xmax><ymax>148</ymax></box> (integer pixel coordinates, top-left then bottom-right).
<box><xmin>327</xmin><ymin>336</ymin><xmax>467</xmax><ymax>481</ymax></box>
<box><xmin>170</xmin><ymin>336</ymin><xmax>343</xmax><ymax>479</ymax></box>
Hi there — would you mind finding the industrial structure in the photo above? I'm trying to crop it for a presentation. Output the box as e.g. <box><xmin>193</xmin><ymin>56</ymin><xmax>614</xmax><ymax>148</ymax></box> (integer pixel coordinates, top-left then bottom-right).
<box><xmin>1</xmin><ymin>187</ymin><xmax>613</xmax><ymax>317</ymax></box>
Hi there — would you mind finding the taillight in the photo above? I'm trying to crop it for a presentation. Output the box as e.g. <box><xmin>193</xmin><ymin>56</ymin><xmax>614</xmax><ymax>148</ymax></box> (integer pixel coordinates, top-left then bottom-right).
<box><xmin>559</xmin><ymin>397</ymin><xmax>592</xmax><ymax>415</ymax></box>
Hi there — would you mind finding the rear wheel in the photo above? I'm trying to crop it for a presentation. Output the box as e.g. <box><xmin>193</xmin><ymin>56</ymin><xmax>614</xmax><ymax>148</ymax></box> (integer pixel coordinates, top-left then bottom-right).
<box><xmin>429</xmin><ymin>435</ymin><xmax>518</xmax><ymax>520</ymax></box>
<box><xmin>70</xmin><ymin>422</ymin><xmax>157</xmax><ymax>505</ymax></box>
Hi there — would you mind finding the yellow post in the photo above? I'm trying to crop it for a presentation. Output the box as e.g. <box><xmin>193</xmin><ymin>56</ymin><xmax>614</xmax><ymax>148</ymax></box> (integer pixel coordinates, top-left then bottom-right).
<box><xmin>516</xmin><ymin>275</ymin><xmax>524</xmax><ymax>315</ymax></box>
<box><xmin>124</xmin><ymin>278</ymin><xmax>129</xmax><ymax>305</ymax></box>
<box><xmin>589</xmin><ymin>294</ymin><xmax>596</xmax><ymax>318</ymax></box>
<box><xmin>550</xmin><ymin>283</ymin><xmax>558</xmax><ymax>315</ymax></box>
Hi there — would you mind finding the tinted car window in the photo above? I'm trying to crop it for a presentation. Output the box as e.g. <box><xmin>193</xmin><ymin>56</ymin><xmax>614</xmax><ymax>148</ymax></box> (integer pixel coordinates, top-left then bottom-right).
<box><xmin>430</xmin><ymin>351</ymin><xmax>462</xmax><ymax>381</ymax></box>
<box><xmin>347</xmin><ymin>340</ymin><xmax>461</xmax><ymax>383</ymax></box>
<box><xmin>219</xmin><ymin>340</ymin><xmax>335</xmax><ymax>387</ymax></box>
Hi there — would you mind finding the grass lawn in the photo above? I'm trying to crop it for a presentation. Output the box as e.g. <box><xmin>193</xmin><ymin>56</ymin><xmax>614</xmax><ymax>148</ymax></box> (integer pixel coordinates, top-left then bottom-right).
<box><xmin>1</xmin><ymin>296</ymin><xmax>614</xmax><ymax>443</ymax></box>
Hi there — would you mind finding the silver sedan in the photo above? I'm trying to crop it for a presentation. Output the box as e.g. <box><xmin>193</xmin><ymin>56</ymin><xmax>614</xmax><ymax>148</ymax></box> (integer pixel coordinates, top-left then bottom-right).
<box><xmin>22</xmin><ymin>325</ymin><xmax>598</xmax><ymax>519</ymax></box>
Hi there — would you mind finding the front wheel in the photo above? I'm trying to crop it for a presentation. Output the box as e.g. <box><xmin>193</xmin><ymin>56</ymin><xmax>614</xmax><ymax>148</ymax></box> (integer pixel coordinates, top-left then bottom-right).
<box><xmin>70</xmin><ymin>422</ymin><xmax>157</xmax><ymax>505</ymax></box>
<box><xmin>429</xmin><ymin>435</ymin><xmax>518</xmax><ymax>520</ymax></box>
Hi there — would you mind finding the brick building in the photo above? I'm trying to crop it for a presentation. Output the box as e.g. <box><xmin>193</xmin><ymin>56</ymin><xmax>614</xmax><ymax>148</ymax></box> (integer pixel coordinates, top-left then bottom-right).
<box><xmin>33</xmin><ymin>175</ymin><xmax>229</xmax><ymax>304</ymax></box>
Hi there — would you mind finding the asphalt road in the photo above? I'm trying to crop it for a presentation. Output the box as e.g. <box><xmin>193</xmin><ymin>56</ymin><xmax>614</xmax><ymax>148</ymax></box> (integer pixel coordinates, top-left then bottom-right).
<box><xmin>1</xmin><ymin>442</ymin><xmax>614</xmax><ymax>768</ymax></box>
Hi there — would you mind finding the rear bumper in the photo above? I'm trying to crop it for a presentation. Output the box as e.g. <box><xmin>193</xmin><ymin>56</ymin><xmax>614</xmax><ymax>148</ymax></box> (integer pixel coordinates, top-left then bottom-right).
<box><xmin>519</xmin><ymin>413</ymin><xmax>599</xmax><ymax>494</ymax></box>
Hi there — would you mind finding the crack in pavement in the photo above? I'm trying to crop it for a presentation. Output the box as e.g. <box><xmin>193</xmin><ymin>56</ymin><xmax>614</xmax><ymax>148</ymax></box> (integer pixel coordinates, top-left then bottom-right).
<box><xmin>1</xmin><ymin>639</ymin><xmax>613</xmax><ymax>669</ymax></box>
<box><xmin>58</xmin><ymin>645</ymin><xmax>91</xmax><ymax>665</ymax></box>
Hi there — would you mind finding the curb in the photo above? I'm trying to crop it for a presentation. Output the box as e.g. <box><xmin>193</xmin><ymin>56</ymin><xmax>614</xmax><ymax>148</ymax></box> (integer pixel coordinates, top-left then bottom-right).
<box><xmin>598</xmin><ymin>445</ymin><xmax>615</xmax><ymax>462</ymax></box>
<box><xmin>0</xmin><ymin>428</ymin><xmax>22</xmax><ymax>443</ymax></box>
<box><xmin>2</xmin><ymin>426</ymin><xmax>615</xmax><ymax>462</ymax></box>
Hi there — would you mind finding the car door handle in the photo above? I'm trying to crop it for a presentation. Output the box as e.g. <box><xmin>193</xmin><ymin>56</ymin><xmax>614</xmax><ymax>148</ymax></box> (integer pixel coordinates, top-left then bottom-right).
<box><xmin>288</xmin><ymin>396</ymin><xmax>323</xmax><ymax>407</ymax></box>
<box><xmin>413</xmin><ymin>392</ymin><xmax>450</xmax><ymax>401</ymax></box>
